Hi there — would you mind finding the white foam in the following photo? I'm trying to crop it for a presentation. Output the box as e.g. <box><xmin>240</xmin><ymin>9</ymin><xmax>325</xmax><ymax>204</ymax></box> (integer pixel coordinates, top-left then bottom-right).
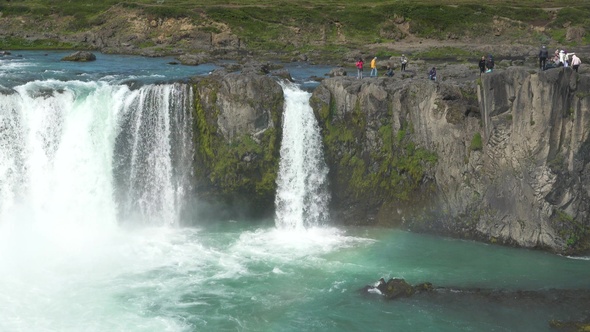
<box><xmin>565</xmin><ymin>256</ymin><xmax>590</xmax><ymax>261</ymax></box>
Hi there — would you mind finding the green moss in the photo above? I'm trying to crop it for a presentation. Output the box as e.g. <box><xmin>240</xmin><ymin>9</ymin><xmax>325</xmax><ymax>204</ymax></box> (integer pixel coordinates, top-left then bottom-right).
<box><xmin>192</xmin><ymin>80</ymin><xmax>280</xmax><ymax>201</ymax></box>
<box><xmin>547</xmin><ymin>153</ymin><xmax>565</xmax><ymax>173</ymax></box>
<box><xmin>460</xmin><ymin>87</ymin><xmax>478</xmax><ymax>101</ymax></box>
<box><xmin>470</xmin><ymin>132</ymin><xmax>483</xmax><ymax>151</ymax></box>
<box><xmin>192</xmin><ymin>86</ymin><xmax>216</xmax><ymax>159</ymax></box>
<box><xmin>322</xmin><ymin>104</ymin><xmax>437</xmax><ymax>201</ymax></box>
<box><xmin>379</xmin><ymin>125</ymin><xmax>393</xmax><ymax>150</ymax></box>
<box><xmin>552</xmin><ymin>209</ymin><xmax>588</xmax><ymax>249</ymax></box>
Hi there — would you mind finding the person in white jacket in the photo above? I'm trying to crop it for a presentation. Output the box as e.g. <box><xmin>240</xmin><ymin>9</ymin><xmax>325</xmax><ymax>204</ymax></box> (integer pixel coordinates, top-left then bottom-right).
<box><xmin>559</xmin><ymin>50</ymin><xmax>568</xmax><ymax>67</ymax></box>
<box><xmin>571</xmin><ymin>54</ymin><xmax>582</xmax><ymax>72</ymax></box>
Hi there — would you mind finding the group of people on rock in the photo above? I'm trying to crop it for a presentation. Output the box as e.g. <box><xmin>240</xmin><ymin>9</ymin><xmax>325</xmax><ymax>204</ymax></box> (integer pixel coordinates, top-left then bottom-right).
<box><xmin>355</xmin><ymin>44</ymin><xmax>582</xmax><ymax>81</ymax></box>
<box><xmin>355</xmin><ymin>54</ymin><xmax>426</xmax><ymax>79</ymax></box>
<box><xmin>539</xmin><ymin>45</ymin><xmax>582</xmax><ymax>72</ymax></box>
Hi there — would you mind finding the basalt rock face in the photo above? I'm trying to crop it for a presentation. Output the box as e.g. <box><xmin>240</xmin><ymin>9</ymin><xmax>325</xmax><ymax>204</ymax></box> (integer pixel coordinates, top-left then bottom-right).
<box><xmin>310</xmin><ymin>76</ymin><xmax>480</xmax><ymax>228</ymax></box>
<box><xmin>311</xmin><ymin>67</ymin><xmax>590</xmax><ymax>254</ymax></box>
<box><xmin>188</xmin><ymin>72</ymin><xmax>284</xmax><ymax>222</ymax></box>
<box><xmin>476</xmin><ymin>67</ymin><xmax>590</xmax><ymax>253</ymax></box>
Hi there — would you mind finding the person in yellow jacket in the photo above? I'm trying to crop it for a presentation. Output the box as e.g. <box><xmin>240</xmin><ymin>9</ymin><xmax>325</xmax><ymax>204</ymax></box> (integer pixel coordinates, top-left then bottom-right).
<box><xmin>370</xmin><ymin>57</ymin><xmax>377</xmax><ymax>77</ymax></box>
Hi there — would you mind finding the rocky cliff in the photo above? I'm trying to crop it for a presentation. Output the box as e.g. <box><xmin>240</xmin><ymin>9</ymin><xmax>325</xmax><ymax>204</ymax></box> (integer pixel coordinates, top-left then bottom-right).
<box><xmin>186</xmin><ymin>65</ymin><xmax>589</xmax><ymax>254</ymax></box>
<box><xmin>310</xmin><ymin>67</ymin><xmax>590</xmax><ymax>254</ymax></box>
<box><xmin>475</xmin><ymin>67</ymin><xmax>590</xmax><ymax>253</ymax></box>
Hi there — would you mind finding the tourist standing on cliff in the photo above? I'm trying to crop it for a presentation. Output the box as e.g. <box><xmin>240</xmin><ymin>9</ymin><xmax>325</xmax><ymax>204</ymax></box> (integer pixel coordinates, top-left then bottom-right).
<box><xmin>571</xmin><ymin>54</ymin><xmax>582</xmax><ymax>72</ymax></box>
<box><xmin>485</xmin><ymin>55</ymin><xmax>495</xmax><ymax>73</ymax></box>
<box><xmin>428</xmin><ymin>67</ymin><xmax>437</xmax><ymax>81</ymax></box>
<box><xmin>370</xmin><ymin>57</ymin><xmax>377</xmax><ymax>77</ymax></box>
<box><xmin>400</xmin><ymin>54</ymin><xmax>408</xmax><ymax>71</ymax></box>
<box><xmin>479</xmin><ymin>56</ymin><xmax>486</xmax><ymax>74</ymax></box>
<box><xmin>559</xmin><ymin>50</ymin><xmax>568</xmax><ymax>67</ymax></box>
<box><xmin>539</xmin><ymin>45</ymin><xmax>548</xmax><ymax>70</ymax></box>
<box><xmin>356</xmin><ymin>58</ymin><xmax>364</xmax><ymax>79</ymax></box>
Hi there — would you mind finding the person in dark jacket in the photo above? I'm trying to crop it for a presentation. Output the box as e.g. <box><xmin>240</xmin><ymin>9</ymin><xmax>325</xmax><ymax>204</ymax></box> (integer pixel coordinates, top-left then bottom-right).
<box><xmin>478</xmin><ymin>56</ymin><xmax>486</xmax><ymax>74</ymax></box>
<box><xmin>385</xmin><ymin>65</ymin><xmax>394</xmax><ymax>77</ymax></box>
<box><xmin>428</xmin><ymin>67</ymin><xmax>437</xmax><ymax>80</ymax></box>
<box><xmin>485</xmin><ymin>55</ymin><xmax>495</xmax><ymax>73</ymax></box>
<box><xmin>539</xmin><ymin>45</ymin><xmax>549</xmax><ymax>70</ymax></box>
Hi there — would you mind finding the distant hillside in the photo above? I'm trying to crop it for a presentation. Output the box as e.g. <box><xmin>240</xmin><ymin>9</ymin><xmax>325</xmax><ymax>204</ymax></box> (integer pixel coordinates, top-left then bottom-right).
<box><xmin>1</xmin><ymin>1</ymin><xmax>589</xmax><ymax>62</ymax></box>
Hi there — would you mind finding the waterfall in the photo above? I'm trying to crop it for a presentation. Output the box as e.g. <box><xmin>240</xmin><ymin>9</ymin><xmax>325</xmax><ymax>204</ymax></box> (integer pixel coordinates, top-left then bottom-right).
<box><xmin>0</xmin><ymin>80</ymin><xmax>194</xmax><ymax>233</ymax></box>
<box><xmin>275</xmin><ymin>82</ymin><xmax>330</xmax><ymax>229</ymax></box>
<box><xmin>113</xmin><ymin>83</ymin><xmax>194</xmax><ymax>225</ymax></box>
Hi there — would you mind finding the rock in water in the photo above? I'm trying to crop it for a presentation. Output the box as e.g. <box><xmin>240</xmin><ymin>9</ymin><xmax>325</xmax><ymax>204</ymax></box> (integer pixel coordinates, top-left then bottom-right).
<box><xmin>61</xmin><ymin>51</ymin><xmax>97</xmax><ymax>62</ymax></box>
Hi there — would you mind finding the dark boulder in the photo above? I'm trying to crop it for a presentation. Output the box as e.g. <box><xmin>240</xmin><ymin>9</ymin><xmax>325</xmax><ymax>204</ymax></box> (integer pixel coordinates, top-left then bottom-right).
<box><xmin>361</xmin><ymin>278</ymin><xmax>433</xmax><ymax>300</ymax></box>
<box><xmin>381</xmin><ymin>278</ymin><xmax>415</xmax><ymax>299</ymax></box>
<box><xmin>61</xmin><ymin>51</ymin><xmax>96</xmax><ymax>62</ymax></box>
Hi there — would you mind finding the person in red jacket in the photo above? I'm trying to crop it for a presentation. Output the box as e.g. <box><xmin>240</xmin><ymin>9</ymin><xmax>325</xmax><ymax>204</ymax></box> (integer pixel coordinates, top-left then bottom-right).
<box><xmin>356</xmin><ymin>58</ymin><xmax>364</xmax><ymax>79</ymax></box>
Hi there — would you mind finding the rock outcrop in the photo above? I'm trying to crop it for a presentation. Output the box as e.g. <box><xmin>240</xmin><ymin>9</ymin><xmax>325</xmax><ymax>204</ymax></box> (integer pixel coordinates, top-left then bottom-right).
<box><xmin>61</xmin><ymin>51</ymin><xmax>96</xmax><ymax>62</ymax></box>
<box><xmin>311</xmin><ymin>67</ymin><xmax>590</xmax><ymax>254</ymax></box>
<box><xmin>188</xmin><ymin>71</ymin><xmax>284</xmax><ymax>221</ymax></box>
<box><xmin>361</xmin><ymin>278</ymin><xmax>433</xmax><ymax>300</ymax></box>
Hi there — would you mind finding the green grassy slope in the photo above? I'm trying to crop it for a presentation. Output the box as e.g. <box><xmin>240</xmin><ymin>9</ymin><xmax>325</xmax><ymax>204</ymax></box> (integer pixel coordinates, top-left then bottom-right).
<box><xmin>1</xmin><ymin>0</ymin><xmax>589</xmax><ymax>57</ymax></box>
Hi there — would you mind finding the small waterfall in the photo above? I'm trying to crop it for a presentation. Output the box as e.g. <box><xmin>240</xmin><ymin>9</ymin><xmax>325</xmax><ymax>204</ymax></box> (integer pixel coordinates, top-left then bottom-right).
<box><xmin>0</xmin><ymin>80</ymin><xmax>194</xmax><ymax>233</ymax></box>
<box><xmin>275</xmin><ymin>82</ymin><xmax>330</xmax><ymax>229</ymax></box>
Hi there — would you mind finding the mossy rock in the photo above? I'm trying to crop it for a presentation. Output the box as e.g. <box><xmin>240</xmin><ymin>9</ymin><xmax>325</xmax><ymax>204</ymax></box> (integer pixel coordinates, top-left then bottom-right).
<box><xmin>383</xmin><ymin>278</ymin><xmax>416</xmax><ymax>300</ymax></box>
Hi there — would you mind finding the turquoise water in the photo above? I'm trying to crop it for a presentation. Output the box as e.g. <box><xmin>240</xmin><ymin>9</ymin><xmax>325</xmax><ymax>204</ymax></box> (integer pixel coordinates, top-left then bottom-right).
<box><xmin>0</xmin><ymin>51</ymin><xmax>215</xmax><ymax>88</ymax></box>
<box><xmin>2</xmin><ymin>221</ymin><xmax>588</xmax><ymax>331</ymax></box>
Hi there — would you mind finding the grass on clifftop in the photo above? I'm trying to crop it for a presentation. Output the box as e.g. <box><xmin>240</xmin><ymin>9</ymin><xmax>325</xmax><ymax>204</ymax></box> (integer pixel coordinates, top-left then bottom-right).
<box><xmin>1</xmin><ymin>0</ymin><xmax>590</xmax><ymax>56</ymax></box>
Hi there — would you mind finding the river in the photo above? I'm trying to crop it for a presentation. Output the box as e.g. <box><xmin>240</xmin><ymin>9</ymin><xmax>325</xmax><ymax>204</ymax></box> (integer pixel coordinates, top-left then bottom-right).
<box><xmin>0</xmin><ymin>51</ymin><xmax>588</xmax><ymax>332</ymax></box>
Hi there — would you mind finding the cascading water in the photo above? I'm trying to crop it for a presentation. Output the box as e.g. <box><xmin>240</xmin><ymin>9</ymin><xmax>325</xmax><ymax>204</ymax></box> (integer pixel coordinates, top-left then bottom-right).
<box><xmin>0</xmin><ymin>80</ymin><xmax>194</xmax><ymax>233</ymax></box>
<box><xmin>113</xmin><ymin>83</ymin><xmax>194</xmax><ymax>225</ymax></box>
<box><xmin>274</xmin><ymin>82</ymin><xmax>330</xmax><ymax>229</ymax></box>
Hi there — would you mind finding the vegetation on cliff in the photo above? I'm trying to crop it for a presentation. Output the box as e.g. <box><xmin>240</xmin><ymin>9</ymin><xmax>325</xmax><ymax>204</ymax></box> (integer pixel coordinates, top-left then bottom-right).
<box><xmin>190</xmin><ymin>75</ymin><xmax>283</xmax><ymax>217</ymax></box>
